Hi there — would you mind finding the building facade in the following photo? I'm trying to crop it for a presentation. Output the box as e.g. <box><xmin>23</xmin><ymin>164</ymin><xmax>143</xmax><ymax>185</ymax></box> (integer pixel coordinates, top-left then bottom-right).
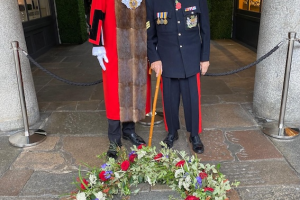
<box><xmin>17</xmin><ymin>0</ymin><xmax>59</xmax><ymax>58</ymax></box>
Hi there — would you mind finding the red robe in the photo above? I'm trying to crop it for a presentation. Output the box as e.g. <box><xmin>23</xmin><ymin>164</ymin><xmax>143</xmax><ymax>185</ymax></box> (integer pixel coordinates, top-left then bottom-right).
<box><xmin>89</xmin><ymin>0</ymin><xmax>148</xmax><ymax>122</ymax></box>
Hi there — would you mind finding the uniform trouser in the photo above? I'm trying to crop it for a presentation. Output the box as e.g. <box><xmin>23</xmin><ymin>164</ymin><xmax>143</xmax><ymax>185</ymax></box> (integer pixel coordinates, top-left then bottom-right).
<box><xmin>161</xmin><ymin>73</ymin><xmax>202</xmax><ymax>137</ymax></box>
<box><xmin>108</xmin><ymin>119</ymin><xmax>135</xmax><ymax>144</ymax></box>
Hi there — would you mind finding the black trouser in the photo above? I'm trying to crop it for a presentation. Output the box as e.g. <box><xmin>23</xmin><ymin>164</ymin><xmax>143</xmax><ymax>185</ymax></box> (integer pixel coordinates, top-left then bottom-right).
<box><xmin>161</xmin><ymin>73</ymin><xmax>202</xmax><ymax>137</ymax></box>
<box><xmin>108</xmin><ymin>119</ymin><xmax>135</xmax><ymax>144</ymax></box>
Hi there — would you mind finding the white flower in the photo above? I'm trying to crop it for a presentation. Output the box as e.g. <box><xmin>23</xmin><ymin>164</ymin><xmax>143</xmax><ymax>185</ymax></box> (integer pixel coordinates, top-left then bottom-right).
<box><xmin>89</xmin><ymin>174</ymin><xmax>97</xmax><ymax>185</ymax></box>
<box><xmin>94</xmin><ymin>191</ymin><xmax>106</xmax><ymax>200</ymax></box>
<box><xmin>137</xmin><ymin>150</ymin><xmax>146</xmax><ymax>159</ymax></box>
<box><xmin>146</xmin><ymin>176</ymin><xmax>152</xmax><ymax>185</ymax></box>
<box><xmin>76</xmin><ymin>192</ymin><xmax>86</xmax><ymax>200</ymax></box>
<box><xmin>183</xmin><ymin>175</ymin><xmax>191</xmax><ymax>191</ymax></box>
<box><xmin>174</xmin><ymin>168</ymin><xmax>184</xmax><ymax>178</ymax></box>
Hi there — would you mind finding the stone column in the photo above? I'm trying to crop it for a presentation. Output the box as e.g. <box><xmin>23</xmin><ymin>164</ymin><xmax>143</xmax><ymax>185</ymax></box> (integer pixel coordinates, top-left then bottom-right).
<box><xmin>0</xmin><ymin>1</ymin><xmax>39</xmax><ymax>131</ymax></box>
<box><xmin>253</xmin><ymin>0</ymin><xmax>300</xmax><ymax>123</ymax></box>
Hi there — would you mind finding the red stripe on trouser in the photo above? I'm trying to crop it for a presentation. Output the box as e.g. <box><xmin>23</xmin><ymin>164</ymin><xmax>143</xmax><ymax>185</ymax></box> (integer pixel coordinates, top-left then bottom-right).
<box><xmin>196</xmin><ymin>73</ymin><xmax>202</xmax><ymax>134</ymax></box>
<box><xmin>160</xmin><ymin>78</ymin><xmax>168</xmax><ymax>132</ymax></box>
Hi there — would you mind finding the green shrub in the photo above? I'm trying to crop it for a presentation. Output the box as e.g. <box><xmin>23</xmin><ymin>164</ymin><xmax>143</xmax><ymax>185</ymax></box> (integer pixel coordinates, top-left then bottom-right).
<box><xmin>207</xmin><ymin>0</ymin><xmax>233</xmax><ymax>39</ymax></box>
<box><xmin>55</xmin><ymin>0</ymin><xmax>88</xmax><ymax>44</ymax></box>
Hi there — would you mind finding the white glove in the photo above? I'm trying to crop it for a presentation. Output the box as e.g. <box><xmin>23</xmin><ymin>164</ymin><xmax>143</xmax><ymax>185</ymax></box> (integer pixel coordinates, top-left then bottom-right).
<box><xmin>92</xmin><ymin>46</ymin><xmax>109</xmax><ymax>71</ymax></box>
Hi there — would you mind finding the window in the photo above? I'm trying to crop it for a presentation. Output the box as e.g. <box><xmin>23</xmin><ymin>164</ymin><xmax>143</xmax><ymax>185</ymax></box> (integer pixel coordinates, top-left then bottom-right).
<box><xmin>17</xmin><ymin>0</ymin><xmax>51</xmax><ymax>22</ymax></box>
<box><xmin>238</xmin><ymin>0</ymin><xmax>262</xmax><ymax>13</ymax></box>
<box><xmin>18</xmin><ymin>0</ymin><xmax>28</xmax><ymax>22</ymax></box>
<box><xmin>39</xmin><ymin>0</ymin><xmax>51</xmax><ymax>17</ymax></box>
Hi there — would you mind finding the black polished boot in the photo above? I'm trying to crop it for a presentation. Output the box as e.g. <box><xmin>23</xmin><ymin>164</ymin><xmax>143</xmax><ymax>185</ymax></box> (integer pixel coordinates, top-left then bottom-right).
<box><xmin>189</xmin><ymin>135</ymin><xmax>204</xmax><ymax>154</ymax></box>
<box><xmin>162</xmin><ymin>131</ymin><xmax>179</xmax><ymax>148</ymax></box>
<box><xmin>107</xmin><ymin>142</ymin><xmax>122</xmax><ymax>159</ymax></box>
<box><xmin>122</xmin><ymin>122</ymin><xmax>146</xmax><ymax>146</ymax></box>
<box><xmin>123</xmin><ymin>132</ymin><xmax>146</xmax><ymax>146</ymax></box>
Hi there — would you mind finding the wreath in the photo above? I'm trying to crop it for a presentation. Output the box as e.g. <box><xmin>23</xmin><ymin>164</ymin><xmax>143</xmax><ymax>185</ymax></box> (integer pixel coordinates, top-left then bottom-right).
<box><xmin>68</xmin><ymin>142</ymin><xmax>239</xmax><ymax>200</ymax></box>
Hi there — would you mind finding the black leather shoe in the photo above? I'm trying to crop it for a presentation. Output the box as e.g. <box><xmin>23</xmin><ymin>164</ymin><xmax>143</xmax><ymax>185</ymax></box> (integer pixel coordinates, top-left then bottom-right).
<box><xmin>123</xmin><ymin>132</ymin><xmax>146</xmax><ymax>146</ymax></box>
<box><xmin>107</xmin><ymin>142</ymin><xmax>122</xmax><ymax>159</ymax></box>
<box><xmin>189</xmin><ymin>135</ymin><xmax>204</xmax><ymax>154</ymax></box>
<box><xmin>162</xmin><ymin>131</ymin><xmax>179</xmax><ymax>148</ymax></box>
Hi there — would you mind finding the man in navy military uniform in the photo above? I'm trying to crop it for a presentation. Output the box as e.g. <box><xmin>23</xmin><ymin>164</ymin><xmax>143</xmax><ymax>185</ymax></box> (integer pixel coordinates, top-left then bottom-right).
<box><xmin>146</xmin><ymin>0</ymin><xmax>210</xmax><ymax>153</ymax></box>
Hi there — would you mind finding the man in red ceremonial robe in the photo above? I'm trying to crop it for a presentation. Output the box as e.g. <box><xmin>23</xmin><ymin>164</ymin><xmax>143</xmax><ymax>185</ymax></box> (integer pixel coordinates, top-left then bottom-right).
<box><xmin>89</xmin><ymin>0</ymin><xmax>148</xmax><ymax>158</ymax></box>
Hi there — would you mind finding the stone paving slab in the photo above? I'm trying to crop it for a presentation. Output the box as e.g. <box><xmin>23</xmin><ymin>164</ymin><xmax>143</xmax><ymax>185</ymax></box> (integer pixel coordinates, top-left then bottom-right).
<box><xmin>237</xmin><ymin>185</ymin><xmax>300</xmax><ymax>200</ymax></box>
<box><xmin>62</xmin><ymin>136</ymin><xmax>109</xmax><ymax>168</ymax></box>
<box><xmin>0</xmin><ymin>169</ymin><xmax>33</xmax><ymax>196</ymax></box>
<box><xmin>201</xmin><ymin>78</ymin><xmax>233</xmax><ymax>95</ymax></box>
<box><xmin>220</xmin><ymin>160</ymin><xmax>300</xmax><ymax>187</ymax></box>
<box><xmin>270</xmin><ymin>136</ymin><xmax>300</xmax><ymax>174</ymax></box>
<box><xmin>218</xmin><ymin>92</ymin><xmax>253</xmax><ymax>103</ymax></box>
<box><xmin>46</xmin><ymin>102</ymin><xmax>78</xmax><ymax>111</ymax></box>
<box><xmin>226</xmin><ymin>130</ymin><xmax>283</xmax><ymax>161</ymax></box>
<box><xmin>194</xmin><ymin>130</ymin><xmax>234</xmax><ymax>162</ymax></box>
<box><xmin>11</xmin><ymin>151</ymin><xmax>67</xmax><ymax>172</ymax></box>
<box><xmin>202</xmin><ymin>104</ymin><xmax>257</xmax><ymax>129</ymax></box>
<box><xmin>0</xmin><ymin>137</ymin><xmax>22</xmax><ymax>176</ymax></box>
<box><xmin>24</xmin><ymin>136</ymin><xmax>60</xmax><ymax>152</ymax></box>
<box><xmin>37</xmin><ymin>85</ymin><xmax>97</xmax><ymax>102</ymax></box>
<box><xmin>43</xmin><ymin>112</ymin><xmax>108</xmax><ymax>135</ymax></box>
<box><xmin>20</xmin><ymin>172</ymin><xmax>77</xmax><ymax>197</ymax></box>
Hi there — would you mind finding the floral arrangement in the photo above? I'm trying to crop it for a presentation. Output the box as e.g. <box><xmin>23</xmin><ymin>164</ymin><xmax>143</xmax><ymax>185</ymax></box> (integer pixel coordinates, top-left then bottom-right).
<box><xmin>69</xmin><ymin>142</ymin><xmax>239</xmax><ymax>200</ymax></box>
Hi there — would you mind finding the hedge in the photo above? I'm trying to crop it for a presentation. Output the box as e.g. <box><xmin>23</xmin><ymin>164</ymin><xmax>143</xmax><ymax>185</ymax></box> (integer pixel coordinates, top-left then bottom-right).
<box><xmin>55</xmin><ymin>0</ymin><xmax>88</xmax><ymax>44</ymax></box>
<box><xmin>207</xmin><ymin>0</ymin><xmax>233</xmax><ymax>39</ymax></box>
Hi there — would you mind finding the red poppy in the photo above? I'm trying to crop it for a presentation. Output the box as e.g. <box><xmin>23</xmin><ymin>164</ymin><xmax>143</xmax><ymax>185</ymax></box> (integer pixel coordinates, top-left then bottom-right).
<box><xmin>154</xmin><ymin>153</ymin><xmax>163</xmax><ymax>161</ymax></box>
<box><xmin>199</xmin><ymin>171</ymin><xmax>208</xmax><ymax>179</ymax></box>
<box><xmin>129</xmin><ymin>154</ymin><xmax>137</xmax><ymax>162</ymax></box>
<box><xmin>175</xmin><ymin>160</ymin><xmax>185</xmax><ymax>167</ymax></box>
<box><xmin>99</xmin><ymin>171</ymin><xmax>108</xmax><ymax>181</ymax></box>
<box><xmin>137</xmin><ymin>144</ymin><xmax>146</xmax><ymax>149</ymax></box>
<box><xmin>204</xmin><ymin>187</ymin><xmax>214</xmax><ymax>192</ymax></box>
<box><xmin>185</xmin><ymin>195</ymin><xmax>199</xmax><ymax>200</ymax></box>
<box><xmin>175</xmin><ymin>2</ymin><xmax>181</xmax><ymax>9</ymax></box>
<box><xmin>121</xmin><ymin>160</ymin><xmax>130</xmax><ymax>171</ymax></box>
<box><xmin>80</xmin><ymin>179</ymin><xmax>89</xmax><ymax>190</ymax></box>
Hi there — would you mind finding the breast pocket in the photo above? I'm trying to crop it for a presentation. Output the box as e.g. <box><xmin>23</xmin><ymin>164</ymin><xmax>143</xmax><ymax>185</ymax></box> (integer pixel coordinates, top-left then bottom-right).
<box><xmin>155</xmin><ymin>11</ymin><xmax>174</xmax><ymax>33</ymax></box>
<box><xmin>183</xmin><ymin>9</ymin><xmax>200</xmax><ymax>31</ymax></box>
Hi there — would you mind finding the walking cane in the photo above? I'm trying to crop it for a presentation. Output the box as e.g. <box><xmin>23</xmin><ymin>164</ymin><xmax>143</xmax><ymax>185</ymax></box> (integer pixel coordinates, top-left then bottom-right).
<box><xmin>148</xmin><ymin>69</ymin><xmax>161</xmax><ymax>147</ymax></box>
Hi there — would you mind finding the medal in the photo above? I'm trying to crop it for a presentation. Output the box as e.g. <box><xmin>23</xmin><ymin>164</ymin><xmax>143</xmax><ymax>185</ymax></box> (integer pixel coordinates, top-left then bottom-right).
<box><xmin>163</xmin><ymin>18</ymin><xmax>168</xmax><ymax>24</ymax></box>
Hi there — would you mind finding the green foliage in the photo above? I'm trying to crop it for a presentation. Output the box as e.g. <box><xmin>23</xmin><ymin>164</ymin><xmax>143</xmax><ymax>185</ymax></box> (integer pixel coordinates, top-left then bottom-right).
<box><xmin>55</xmin><ymin>0</ymin><xmax>88</xmax><ymax>44</ymax></box>
<box><xmin>207</xmin><ymin>0</ymin><xmax>233</xmax><ymax>39</ymax></box>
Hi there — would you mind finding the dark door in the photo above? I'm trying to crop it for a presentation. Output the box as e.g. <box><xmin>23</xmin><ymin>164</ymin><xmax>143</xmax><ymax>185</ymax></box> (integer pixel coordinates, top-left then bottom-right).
<box><xmin>18</xmin><ymin>0</ymin><xmax>59</xmax><ymax>58</ymax></box>
<box><xmin>232</xmin><ymin>0</ymin><xmax>262</xmax><ymax>50</ymax></box>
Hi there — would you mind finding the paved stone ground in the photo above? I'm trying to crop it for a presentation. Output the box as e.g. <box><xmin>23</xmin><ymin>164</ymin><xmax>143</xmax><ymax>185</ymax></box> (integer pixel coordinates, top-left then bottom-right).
<box><xmin>1</xmin><ymin>40</ymin><xmax>300</xmax><ymax>200</ymax></box>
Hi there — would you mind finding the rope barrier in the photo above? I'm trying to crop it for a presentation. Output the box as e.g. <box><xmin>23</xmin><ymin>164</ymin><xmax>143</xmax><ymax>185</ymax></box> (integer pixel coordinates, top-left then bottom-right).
<box><xmin>18</xmin><ymin>38</ymin><xmax>289</xmax><ymax>85</ymax></box>
<box><xmin>205</xmin><ymin>39</ymin><xmax>286</xmax><ymax>76</ymax></box>
<box><xmin>19</xmin><ymin>48</ymin><xmax>103</xmax><ymax>86</ymax></box>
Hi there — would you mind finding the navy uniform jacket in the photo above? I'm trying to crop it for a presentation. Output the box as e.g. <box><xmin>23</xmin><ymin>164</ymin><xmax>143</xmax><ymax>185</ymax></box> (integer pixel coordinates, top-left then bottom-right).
<box><xmin>146</xmin><ymin>0</ymin><xmax>210</xmax><ymax>78</ymax></box>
